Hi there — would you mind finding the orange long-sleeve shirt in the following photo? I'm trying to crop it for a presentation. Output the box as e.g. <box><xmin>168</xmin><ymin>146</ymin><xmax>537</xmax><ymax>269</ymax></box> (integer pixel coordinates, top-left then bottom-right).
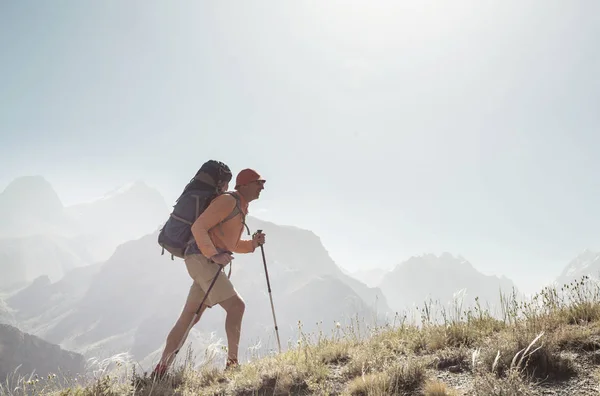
<box><xmin>190</xmin><ymin>192</ymin><xmax>255</xmax><ymax>258</ymax></box>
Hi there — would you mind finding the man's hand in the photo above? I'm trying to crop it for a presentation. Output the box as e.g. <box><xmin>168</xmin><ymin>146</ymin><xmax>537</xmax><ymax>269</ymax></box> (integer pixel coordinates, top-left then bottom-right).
<box><xmin>211</xmin><ymin>252</ymin><xmax>233</xmax><ymax>266</ymax></box>
<box><xmin>252</xmin><ymin>231</ymin><xmax>266</xmax><ymax>248</ymax></box>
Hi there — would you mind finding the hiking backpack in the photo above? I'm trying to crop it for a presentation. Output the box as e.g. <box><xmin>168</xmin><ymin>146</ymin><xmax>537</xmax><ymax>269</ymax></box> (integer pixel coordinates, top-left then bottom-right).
<box><xmin>158</xmin><ymin>184</ymin><xmax>247</xmax><ymax>261</ymax></box>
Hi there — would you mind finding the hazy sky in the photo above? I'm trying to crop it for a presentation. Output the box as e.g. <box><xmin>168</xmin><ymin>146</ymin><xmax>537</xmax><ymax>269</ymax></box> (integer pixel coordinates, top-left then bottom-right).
<box><xmin>1</xmin><ymin>0</ymin><xmax>599</xmax><ymax>294</ymax></box>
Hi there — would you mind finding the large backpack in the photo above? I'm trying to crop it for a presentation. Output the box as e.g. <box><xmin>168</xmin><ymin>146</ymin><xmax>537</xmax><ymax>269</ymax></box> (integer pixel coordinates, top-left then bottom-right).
<box><xmin>158</xmin><ymin>182</ymin><xmax>247</xmax><ymax>261</ymax></box>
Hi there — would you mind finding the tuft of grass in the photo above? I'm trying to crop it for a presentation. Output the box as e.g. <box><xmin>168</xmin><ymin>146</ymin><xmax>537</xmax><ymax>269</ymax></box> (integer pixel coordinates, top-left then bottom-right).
<box><xmin>216</xmin><ymin>345</ymin><xmax>330</xmax><ymax>395</ymax></box>
<box><xmin>431</xmin><ymin>347</ymin><xmax>469</xmax><ymax>373</ymax></box>
<box><xmin>552</xmin><ymin>323</ymin><xmax>600</xmax><ymax>352</ymax></box>
<box><xmin>317</xmin><ymin>339</ymin><xmax>353</xmax><ymax>365</ymax></box>
<box><xmin>472</xmin><ymin>369</ymin><xmax>535</xmax><ymax>396</ymax></box>
<box><xmin>343</xmin><ymin>359</ymin><xmax>426</xmax><ymax>396</ymax></box>
<box><xmin>478</xmin><ymin>330</ymin><xmax>576</xmax><ymax>381</ymax></box>
<box><xmin>55</xmin><ymin>377</ymin><xmax>129</xmax><ymax>396</ymax></box>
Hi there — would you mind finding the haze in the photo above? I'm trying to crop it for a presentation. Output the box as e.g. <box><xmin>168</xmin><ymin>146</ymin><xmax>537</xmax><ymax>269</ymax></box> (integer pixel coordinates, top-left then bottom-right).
<box><xmin>2</xmin><ymin>0</ymin><xmax>599</xmax><ymax>295</ymax></box>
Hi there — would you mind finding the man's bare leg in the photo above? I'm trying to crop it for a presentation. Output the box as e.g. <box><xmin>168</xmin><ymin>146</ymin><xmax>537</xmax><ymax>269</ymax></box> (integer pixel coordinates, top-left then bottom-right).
<box><xmin>218</xmin><ymin>294</ymin><xmax>246</xmax><ymax>364</ymax></box>
<box><xmin>155</xmin><ymin>297</ymin><xmax>208</xmax><ymax>373</ymax></box>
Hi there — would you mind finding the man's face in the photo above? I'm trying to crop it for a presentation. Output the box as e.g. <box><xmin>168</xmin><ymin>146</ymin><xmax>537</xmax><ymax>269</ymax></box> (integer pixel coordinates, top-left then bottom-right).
<box><xmin>247</xmin><ymin>180</ymin><xmax>265</xmax><ymax>200</ymax></box>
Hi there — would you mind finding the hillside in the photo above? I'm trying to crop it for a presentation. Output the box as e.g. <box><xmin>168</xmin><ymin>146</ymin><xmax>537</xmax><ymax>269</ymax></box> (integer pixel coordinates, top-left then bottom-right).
<box><xmin>8</xmin><ymin>275</ymin><xmax>600</xmax><ymax>395</ymax></box>
<box><xmin>0</xmin><ymin>298</ymin><xmax>15</xmax><ymax>326</ymax></box>
<box><xmin>0</xmin><ymin>324</ymin><xmax>85</xmax><ymax>388</ymax></box>
<box><xmin>6</xmin><ymin>262</ymin><xmax>103</xmax><ymax>332</ymax></box>
<box><xmin>243</xmin><ymin>216</ymin><xmax>390</xmax><ymax>316</ymax></box>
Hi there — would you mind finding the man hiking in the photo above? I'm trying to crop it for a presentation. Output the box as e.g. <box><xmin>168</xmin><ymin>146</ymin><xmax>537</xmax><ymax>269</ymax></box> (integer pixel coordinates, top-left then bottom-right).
<box><xmin>153</xmin><ymin>167</ymin><xmax>267</xmax><ymax>377</ymax></box>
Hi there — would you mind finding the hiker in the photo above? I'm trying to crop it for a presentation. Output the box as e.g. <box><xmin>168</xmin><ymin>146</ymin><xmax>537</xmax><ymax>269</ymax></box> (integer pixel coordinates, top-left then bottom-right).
<box><xmin>153</xmin><ymin>168</ymin><xmax>267</xmax><ymax>377</ymax></box>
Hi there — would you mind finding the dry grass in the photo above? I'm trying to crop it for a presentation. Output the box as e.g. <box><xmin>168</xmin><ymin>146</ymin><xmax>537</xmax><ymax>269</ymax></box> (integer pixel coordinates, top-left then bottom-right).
<box><xmin>428</xmin><ymin>347</ymin><xmax>470</xmax><ymax>376</ymax></box>
<box><xmin>471</xmin><ymin>369</ymin><xmax>535</xmax><ymax>396</ymax></box>
<box><xmin>317</xmin><ymin>339</ymin><xmax>353</xmax><ymax>365</ymax></box>
<box><xmin>423</xmin><ymin>379</ymin><xmax>458</xmax><ymax>396</ymax></box>
<box><xmin>4</xmin><ymin>275</ymin><xmax>600</xmax><ymax>396</ymax></box>
<box><xmin>476</xmin><ymin>329</ymin><xmax>577</xmax><ymax>380</ymax></box>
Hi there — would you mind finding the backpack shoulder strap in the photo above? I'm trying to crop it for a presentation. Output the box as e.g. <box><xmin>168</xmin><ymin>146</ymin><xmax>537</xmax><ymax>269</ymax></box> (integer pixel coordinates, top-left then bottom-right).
<box><xmin>221</xmin><ymin>192</ymin><xmax>243</xmax><ymax>223</ymax></box>
<box><xmin>207</xmin><ymin>192</ymin><xmax>251</xmax><ymax>236</ymax></box>
<box><xmin>212</xmin><ymin>192</ymin><xmax>248</xmax><ymax>279</ymax></box>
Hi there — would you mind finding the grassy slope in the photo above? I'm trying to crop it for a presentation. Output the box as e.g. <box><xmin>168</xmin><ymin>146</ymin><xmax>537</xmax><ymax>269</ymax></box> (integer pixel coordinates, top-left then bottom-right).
<box><xmin>4</xmin><ymin>276</ymin><xmax>600</xmax><ymax>395</ymax></box>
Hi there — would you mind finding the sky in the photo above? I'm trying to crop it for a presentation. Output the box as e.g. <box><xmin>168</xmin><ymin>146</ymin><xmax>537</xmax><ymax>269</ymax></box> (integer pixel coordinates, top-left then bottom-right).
<box><xmin>1</xmin><ymin>0</ymin><xmax>599</xmax><ymax>294</ymax></box>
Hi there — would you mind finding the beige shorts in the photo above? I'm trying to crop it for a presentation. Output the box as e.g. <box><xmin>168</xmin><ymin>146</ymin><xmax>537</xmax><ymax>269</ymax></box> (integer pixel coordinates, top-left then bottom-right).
<box><xmin>184</xmin><ymin>254</ymin><xmax>237</xmax><ymax>309</ymax></box>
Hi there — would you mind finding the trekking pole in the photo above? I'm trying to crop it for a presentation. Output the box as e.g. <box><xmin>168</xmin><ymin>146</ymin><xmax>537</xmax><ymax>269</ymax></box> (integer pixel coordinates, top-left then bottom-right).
<box><xmin>174</xmin><ymin>263</ymin><xmax>224</xmax><ymax>357</ymax></box>
<box><xmin>257</xmin><ymin>230</ymin><xmax>282</xmax><ymax>354</ymax></box>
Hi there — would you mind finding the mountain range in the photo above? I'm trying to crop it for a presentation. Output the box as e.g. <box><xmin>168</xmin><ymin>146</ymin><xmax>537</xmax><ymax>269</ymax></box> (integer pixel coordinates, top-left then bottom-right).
<box><xmin>0</xmin><ymin>176</ymin><xmax>76</xmax><ymax>239</ymax></box>
<box><xmin>0</xmin><ymin>176</ymin><xmax>169</xmax><ymax>289</ymax></box>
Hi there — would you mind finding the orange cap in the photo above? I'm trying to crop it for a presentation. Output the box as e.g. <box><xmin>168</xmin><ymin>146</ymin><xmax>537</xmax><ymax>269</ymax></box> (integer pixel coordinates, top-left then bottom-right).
<box><xmin>235</xmin><ymin>168</ymin><xmax>266</xmax><ymax>189</ymax></box>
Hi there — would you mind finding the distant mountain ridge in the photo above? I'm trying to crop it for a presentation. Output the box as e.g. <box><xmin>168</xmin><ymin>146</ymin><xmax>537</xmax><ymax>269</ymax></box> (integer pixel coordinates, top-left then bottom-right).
<box><xmin>554</xmin><ymin>248</ymin><xmax>600</xmax><ymax>287</ymax></box>
<box><xmin>0</xmin><ymin>234</ymin><xmax>92</xmax><ymax>289</ymax></box>
<box><xmin>0</xmin><ymin>176</ymin><xmax>171</xmax><ymax>289</ymax></box>
<box><xmin>378</xmin><ymin>253</ymin><xmax>518</xmax><ymax>318</ymax></box>
<box><xmin>349</xmin><ymin>267</ymin><xmax>391</xmax><ymax>288</ymax></box>
<box><xmin>65</xmin><ymin>180</ymin><xmax>170</xmax><ymax>262</ymax></box>
<box><xmin>0</xmin><ymin>176</ymin><xmax>77</xmax><ymax>238</ymax></box>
